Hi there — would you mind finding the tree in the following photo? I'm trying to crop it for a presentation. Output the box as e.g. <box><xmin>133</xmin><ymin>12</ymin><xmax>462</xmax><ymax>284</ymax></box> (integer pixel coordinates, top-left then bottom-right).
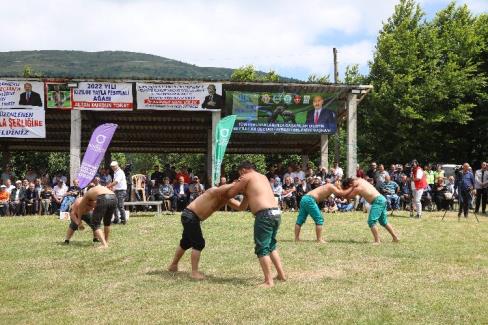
<box><xmin>360</xmin><ymin>0</ymin><xmax>487</xmax><ymax>164</ymax></box>
<box><xmin>307</xmin><ymin>74</ymin><xmax>330</xmax><ymax>84</ymax></box>
<box><xmin>231</xmin><ymin>65</ymin><xmax>280</xmax><ymax>82</ymax></box>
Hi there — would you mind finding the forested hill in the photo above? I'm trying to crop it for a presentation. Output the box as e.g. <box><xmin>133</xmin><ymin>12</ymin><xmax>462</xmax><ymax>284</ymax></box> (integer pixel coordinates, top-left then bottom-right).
<box><xmin>0</xmin><ymin>50</ymin><xmax>239</xmax><ymax>79</ymax></box>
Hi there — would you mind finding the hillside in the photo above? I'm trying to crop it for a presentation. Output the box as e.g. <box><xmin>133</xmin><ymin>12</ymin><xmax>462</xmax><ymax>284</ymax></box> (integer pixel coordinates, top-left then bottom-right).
<box><xmin>0</xmin><ymin>50</ymin><xmax>238</xmax><ymax>80</ymax></box>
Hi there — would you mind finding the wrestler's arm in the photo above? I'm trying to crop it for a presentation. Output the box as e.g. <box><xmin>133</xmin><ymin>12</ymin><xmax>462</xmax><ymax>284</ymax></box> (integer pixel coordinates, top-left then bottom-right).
<box><xmin>227</xmin><ymin>196</ymin><xmax>249</xmax><ymax>211</ymax></box>
<box><xmin>226</xmin><ymin>177</ymin><xmax>247</xmax><ymax>198</ymax></box>
<box><xmin>333</xmin><ymin>185</ymin><xmax>356</xmax><ymax>198</ymax></box>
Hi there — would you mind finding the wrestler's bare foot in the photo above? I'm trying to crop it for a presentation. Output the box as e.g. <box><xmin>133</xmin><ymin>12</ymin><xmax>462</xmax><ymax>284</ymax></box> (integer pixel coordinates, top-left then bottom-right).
<box><xmin>372</xmin><ymin>241</ymin><xmax>381</xmax><ymax>245</ymax></box>
<box><xmin>167</xmin><ymin>264</ymin><xmax>178</xmax><ymax>272</ymax></box>
<box><xmin>259</xmin><ymin>281</ymin><xmax>275</xmax><ymax>288</ymax></box>
<box><xmin>191</xmin><ymin>271</ymin><xmax>206</xmax><ymax>280</ymax></box>
<box><xmin>392</xmin><ymin>237</ymin><xmax>400</xmax><ymax>243</ymax></box>
<box><xmin>295</xmin><ymin>238</ymin><xmax>300</xmax><ymax>242</ymax></box>
<box><xmin>274</xmin><ymin>275</ymin><xmax>287</xmax><ymax>282</ymax></box>
<box><xmin>96</xmin><ymin>244</ymin><xmax>109</xmax><ymax>249</ymax></box>
<box><xmin>316</xmin><ymin>239</ymin><xmax>326</xmax><ymax>243</ymax></box>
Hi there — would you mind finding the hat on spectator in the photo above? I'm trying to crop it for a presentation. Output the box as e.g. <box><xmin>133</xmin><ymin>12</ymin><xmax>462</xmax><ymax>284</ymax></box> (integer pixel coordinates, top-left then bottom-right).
<box><xmin>15</xmin><ymin>180</ymin><xmax>22</xmax><ymax>184</ymax></box>
<box><xmin>0</xmin><ymin>185</ymin><xmax>6</xmax><ymax>188</ymax></box>
<box><xmin>110</xmin><ymin>161</ymin><xmax>118</xmax><ymax>167</ymax></box>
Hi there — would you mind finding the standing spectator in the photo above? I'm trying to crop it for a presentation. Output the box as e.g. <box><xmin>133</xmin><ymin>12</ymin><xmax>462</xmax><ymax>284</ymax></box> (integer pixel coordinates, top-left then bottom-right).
<box><xmin>108</xmin><ymin>161</ymin><xmax>128</xmax><ymax>224</ymax></box>
<box><xmin>52</xmin><ymin>180</ymin><xmax>68</xmax><ymax>214</ymax></box>
<box><xmin>366</xmin><ymin>162</ymin><xmax>378</xmax><ymax>181</ymax></box>
<box><xmin>269</xmin><ymin>177</ymin><xmax>283</xmax><ymax>205</ymax></box>
<box><xmin>293</xmin><ymin>164</ymin><xmax>306</xmax><ymax>181</ymax></box>
<box><xmin>25</xmin><ymin>167</ymin><xmax>37</xmax><ymax>182</ymax></box>
<box><xmin>455</xmin><ymin>163</ymin><xmax>475</xmax><ymax>218</ymax></box>
<box><xmin>163</xmin><ymin>164</ymin><xmax>172</xmax><ymax>182</ymax></box>
<box><xmin>393</xmin><ymin>165</ymin><xmax>406</xmax><ymax>185</ymax></box>
<box><xmin>40</xmin><ymin>185</ymin><xmax>53</xmax><ymax>215</ymax></box>
<box><xmin>173</xmin><ymin>176</ymin><xmax>190</xmax><ymax>211</ymax></box>
<box><xmin>228</xmin><ymin>164</ymin><xmax>239</xmax><ymax>182</ymax></box>
<box><xmin>425</xmin><ymin>165</ymin><xmax>435</xmax><ymax>190</ymax></box>
<box><xmin>149</xmin><ymin>180</ymin><xmax>162</xmax><ymax>201</ymax></box>
<box><xmin>265</xmin><ymin>165</ymin><xmax>278</xmax><ymax>180</ymax></box>
<box><xmin>474</xmin><ymin>162</ymin><xmax>488</xmax><ymax>214</ymax></box>
<box><xmin>1</xmin><ymin>166</ymin><xmax>15</xmax><ymax>183</ymax></box>
<box><xmin>356</xmin><ymin>164</ymin><xmax>365</xmax><ymax>179</ymax></box>
<box><xmin>24</xmin><ymin>182</ymin><xmax>40</xmax><ymax>214</ymax></box>
<box><xmin>380</xmin><ymin>175</ymin><xmax>400</xmax><ymax>210</ymax></box>
<box><xmin>0</xmin><ymin>185</ymin><xmax>9</xmax><ymax>216</ymax></box>
<box><xmin>189</xmin><ymin>176</ymin><xmax>204</xmax><ymax>202</ymax></box>
<box><xmin>388</xmin><ymin>164</ymin><xmax>396</xmax><ymax>178</ymax></box>
<box><xmin>151</xmin><ymin>165</ymin><xmax>164</xmax><ymax>183</ymax></box>
<box><xmin>60</xmin><ymin>179</ymin><xmax>81</xmax><ymax>212</ymax></box>
<box><xmin>10</xmin><ymin>180</ymin><xmax>26</xmax><ymax>216</ymax></box>
<box><xmin>332</xmin><ymin>162</ymin><xmax>344</xmax><ymax>180</ymax></box>
<box><xmin>411</xmin><ymin>159</ymin><xmax>427</xmax><ymax>218</ymax></box>
<box><xmin>281</xmin><ymin>176</ymin><xmax>297</xmax><ymax>211</ymax></box>
<box><xmin>433</xmin><ymin>165</ymin><xmax>445</xmax><ymax>185</ymax></box>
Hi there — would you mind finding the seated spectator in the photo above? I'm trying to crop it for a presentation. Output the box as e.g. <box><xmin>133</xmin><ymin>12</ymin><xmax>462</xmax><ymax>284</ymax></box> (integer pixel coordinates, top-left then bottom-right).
<box><xmin>432</xmin><ymin>177</ymin><xmax>450</xmax><ymax>211</ymax></box>
<box><xmin>149</xmin><ymin>180</ymin><xmax>162</xmax><ymax>201</ymax></box>
<box><xmin>40</xmin><ymin>185</ymin><xmax>53</xmax><ymax>215</ymax></box>
<box><xmin>9</xmin><ymin>180</ymin><xmax>26</xmax><ymax>216</ymax></box>
<box><xmin>421</xmin><ymin>184</ymin><xmax>433</xmax><ymax>211</ymax></box>
<box><xmin>60</xmin><ymin>179</ymin><xmax>81</xmax><ymax>212</ymax></box>
<box><xmin>22</xmin><ymin>179</ymin><xmax>29</xmax><ymax>190</ymax></box>
<box><xmin>0</xmin><ymin>185</ymin><xmax>9</xmax><ymax>216</ymax></box>
<box><xmin>296</xmin><ymin>178</ymin><xmax>311</xmax><ymax>205</ymax></box>
<box><xmin>173</xmin><ymin>176</ymin><xmax>189</xmax><ymax>211</ymax></box>
<box><xmin>100</xmin><ymin>168</ymin><xmax>112</xmax><ymax>186</ymax></box>
<box><xmin>380</xmin><ymin>175</ymin><xmax>400</xmax><ymax>210</ymax></box>
<box><xmin>325</xmin><ymin>195</ymin><xmax>337</xmax><ymax>213</ymax></box>
<box><xmin>175</xmin><ymin>167</ymin><xmax>191</xmax><ymax>184</ymax></box>
<box><xmin>375</xmin><ymin>164</ymin><xmax>389</xmax><ymax>190</ymax></box>
<box><xmin>24</xmin><ymin>182</ymin><xmax>40</xmax><ymax>214</ymax></box>
<box><xmin>281</xmin><ymin>176</ymin><xmax>297</xmax><ymax>211</ymax></box>
<box><xmin>161</xmin><ymin>177</ymin><xmax>176</xmax><ymax>211</ymax></box>
<box><xmin>336</xmin><ymin>197</ymin><xmax>354</xmax><ymax>212</ymax></box>
<box><xmin>218</xmin><ymin>176</ymin><xmax>227</xmax><ymax>186</ymax></box>
<box><xmin>52</xmin><ymin>180</ymin><xmax>68</xmax><ymax>214</ymax></box>
<box><xmin>270</xmin><ymin>177</ymin><xmax>283</xmax><ymax>205</ymax></box>
<box><xmin>399</xmin><ymin>175</ymin><xmax>412</xmax><ymax>210</ymax></box>
<box><xmin>5</xmin><ymin>179</ymin><xmax>15</xmax><ymax>195</ymax></box>
<box><xmin>189</xmin><ymin>176</ymin><xmax>205</xmax><ymax>202</ymax></box>
<box><xmin>393</xmin><ymin>164</ymin><xmax>406</xmax><ymax>185</ymax></box>
<box><xmin>356</xmin><ymin>164</ymin><xmax>365</xmax><ymax>179</ymax></box>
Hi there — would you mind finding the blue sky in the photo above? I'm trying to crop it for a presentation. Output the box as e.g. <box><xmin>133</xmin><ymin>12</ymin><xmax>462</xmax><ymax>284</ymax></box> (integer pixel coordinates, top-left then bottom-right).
<box><xmin>1</xmin><ymin>0</ymin><xmax>486</xmax><ymax>81</ymax></box>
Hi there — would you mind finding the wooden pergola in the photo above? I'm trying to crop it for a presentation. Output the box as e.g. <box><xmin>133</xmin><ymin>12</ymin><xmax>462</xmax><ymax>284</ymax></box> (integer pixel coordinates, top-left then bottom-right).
<box><xmin>0</xmin><ymin>78</ymin><xmax>372</xmax><ymax>183</ymax></box>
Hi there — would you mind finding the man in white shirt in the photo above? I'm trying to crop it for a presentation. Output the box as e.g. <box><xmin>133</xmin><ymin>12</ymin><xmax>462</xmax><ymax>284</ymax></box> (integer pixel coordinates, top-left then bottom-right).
<box><xmin>333</xmin><ymin>162</ymin><xmax>344</xmax><ymax>180</ymax></box>
<box><xmin>475</xmin><ymin>162</ymin><xmax>488</xmax><ymax>214</ymax></box>
<box><xmin>107</xmin><ymin>161</ymin><xmax>127</xmax><ymax>224</ymax></box>
<box><xmin>5</xmin><ymin>179</ymin><xmax>15</xmax><ymax>194</ymax></box>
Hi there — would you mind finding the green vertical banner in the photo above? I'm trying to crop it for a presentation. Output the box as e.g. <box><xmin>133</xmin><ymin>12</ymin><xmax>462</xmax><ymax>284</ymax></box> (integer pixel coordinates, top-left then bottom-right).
<box><xmin>213</xmin><ymin>115</ymin><xmax>237</xmax><ymax>186</ymax></box>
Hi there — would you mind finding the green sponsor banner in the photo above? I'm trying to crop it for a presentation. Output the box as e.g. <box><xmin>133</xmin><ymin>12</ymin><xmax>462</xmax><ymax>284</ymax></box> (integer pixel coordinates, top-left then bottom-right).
<box><xmin>213</xmin><ymin>115</ymin><xmax>237</xmax><ymax>186</ymax></box>
<box><xmin>225</xmin><ymin>91</ymin><xmax>341</xmax><ymax>134</ymax></box>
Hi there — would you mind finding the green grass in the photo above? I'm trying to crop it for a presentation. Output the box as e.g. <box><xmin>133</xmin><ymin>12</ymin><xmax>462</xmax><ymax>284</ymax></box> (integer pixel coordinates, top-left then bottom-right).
<box><xmin>1</xmin><ymin>211</ymin><xmax>487</xmax><ymax>324</ymax></box>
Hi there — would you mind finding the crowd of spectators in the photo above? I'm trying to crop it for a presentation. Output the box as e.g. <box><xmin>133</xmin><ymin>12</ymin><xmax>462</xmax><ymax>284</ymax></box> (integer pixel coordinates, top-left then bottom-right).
<box><xmin>1</xmin><ymin>159</ymin><xmax>486</xmax><ymax>217</ymax></box>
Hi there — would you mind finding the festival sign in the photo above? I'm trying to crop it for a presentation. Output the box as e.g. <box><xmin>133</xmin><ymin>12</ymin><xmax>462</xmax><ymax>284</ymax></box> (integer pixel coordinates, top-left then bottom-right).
<box><xmin>136</xmin><ymin>82</ymin><xmax>223</xmax><ymax>110</ymax></box>
<box><xmin>45</xmin><ymin>82</ymin><xmax>72</xmax><ymax>109</ymax></box>
<box><xmin>226</xmin><ymin>91</ymin><xmax>341</xmax><ymax>134</ymax></box>
<box><xmin>72</xmin><ymin>82</ymin><xmax>133</xmax><ymax>110</ymax></box>
<box><xmin>0</xmin><ymin>109</ymin><xmax>45</xmax><ymax>138</ymax></box>
<box><xmin>0</xmin><ymin>80</ymin><xmax>45</xmax><ymax>138</ymax></box>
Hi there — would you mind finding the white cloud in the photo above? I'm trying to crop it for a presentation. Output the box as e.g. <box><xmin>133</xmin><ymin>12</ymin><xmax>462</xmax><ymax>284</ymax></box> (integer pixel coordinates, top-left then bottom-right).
<box><xmin>0</xmin><ymin>0</ymin><xmax>484</xmax><ymax>80</ymax></box>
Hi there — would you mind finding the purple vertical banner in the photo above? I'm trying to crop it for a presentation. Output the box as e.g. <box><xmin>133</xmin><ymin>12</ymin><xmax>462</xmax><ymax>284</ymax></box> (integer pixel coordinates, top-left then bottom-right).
<box><xmin>77</xmin><ymin>123</ymin><xmax>118</xmax><ymax>189</ymax></box>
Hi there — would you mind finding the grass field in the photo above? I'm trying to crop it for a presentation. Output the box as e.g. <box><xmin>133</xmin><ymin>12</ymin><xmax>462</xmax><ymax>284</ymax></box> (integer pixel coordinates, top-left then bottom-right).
<box><xmin>1</xmin><ymin>211</ymin><xmax>488</xmax><ymax>324</ymax></box>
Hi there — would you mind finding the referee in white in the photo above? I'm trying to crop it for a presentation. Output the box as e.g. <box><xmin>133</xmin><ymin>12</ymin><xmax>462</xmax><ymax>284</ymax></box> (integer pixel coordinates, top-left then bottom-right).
<box><xmin>107</xmin><ymin>161</ymin><xmax>128</xmax><ymax>224</ymax></box>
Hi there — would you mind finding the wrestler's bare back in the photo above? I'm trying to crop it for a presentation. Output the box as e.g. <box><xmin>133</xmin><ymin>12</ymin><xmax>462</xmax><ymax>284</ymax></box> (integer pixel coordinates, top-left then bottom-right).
<box><xmin>350</xmin><ymin>178</ymin><xmax>381</xmax><ymax>203</ymax></box>
<box><xmin>187</xmin><ymin>184</ymin><xmax>234</xmax><ymax>220</ymax></box>
<box><xmin>235</xmin><ymin>171</ymin><xmax>277</xmax><ymax>214</ymax></box>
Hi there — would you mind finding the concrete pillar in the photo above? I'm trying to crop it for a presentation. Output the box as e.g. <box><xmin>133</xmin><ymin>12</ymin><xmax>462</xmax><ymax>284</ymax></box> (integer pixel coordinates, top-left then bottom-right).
<box><xmin>334</xmin><ymin>122</ymin><xmax>340</xmax><ymax>165</ymax></box>
<box><xmin>301</xmin><ymin>154</ymin><xmax>309</xmax><ymax>172</ymax></box>
<box><xmin>70</xmin><ymin>110</ymin><xmax>81</xmax><ymax>185</ymax></box>
<box><xmin>320</xmin><ymin>134</ymin><xmax>329</xmax><ymax>170</ymax></box>
<box><xmin>346</xmin><ymin>93</ymin><xmax>358</xmax><ymax>178</ymax></box>
<box><xmin>206</xmin><ymin>110</ymin><xmax>221</xmax><ymax>187</ymax></box>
